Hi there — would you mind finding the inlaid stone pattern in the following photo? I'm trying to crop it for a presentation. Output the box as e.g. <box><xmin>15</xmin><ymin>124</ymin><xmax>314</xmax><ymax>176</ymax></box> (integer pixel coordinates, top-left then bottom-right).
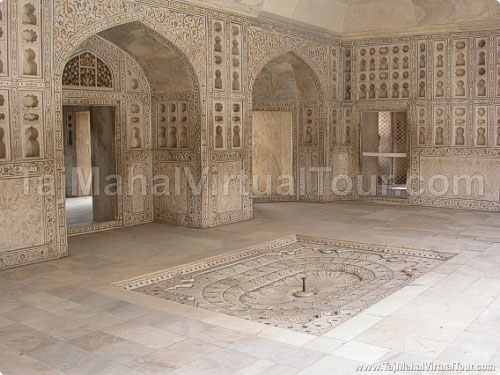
<box><xmin>120</xmin><ymin>235</ymin><xmax>454</xmax><ymax>335</ymax></box>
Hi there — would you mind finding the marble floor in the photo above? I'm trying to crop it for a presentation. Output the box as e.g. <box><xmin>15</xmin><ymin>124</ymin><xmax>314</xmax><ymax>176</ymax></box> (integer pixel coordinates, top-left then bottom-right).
<box><xmin>1</xmin><ymin>201</ymin><xmax>500</xmax><ymax>374</ymax></box>
<box><xmin>66</xmin><ymin>196</ymin><xmax>94</xmax><ymax>228</ymax></box>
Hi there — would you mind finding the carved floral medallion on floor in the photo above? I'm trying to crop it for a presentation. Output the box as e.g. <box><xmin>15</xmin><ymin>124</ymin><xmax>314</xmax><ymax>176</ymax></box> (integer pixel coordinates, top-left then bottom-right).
<box><xmin>116</xmin><ymin>235</ymin><xmax>454</xmax><ymax>335</ymax></box>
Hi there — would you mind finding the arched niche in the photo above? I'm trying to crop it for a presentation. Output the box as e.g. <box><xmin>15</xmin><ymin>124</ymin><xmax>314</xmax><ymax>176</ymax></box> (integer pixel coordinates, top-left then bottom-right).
<box><xmin>251</xmin><ymin>52</ymin><xmax>322</xmax><ymax>202</ymax></box>
<box><xmin>59</xmin><ymin>20</ymin><xmax>203</xmax><ymax>242</ymax></box>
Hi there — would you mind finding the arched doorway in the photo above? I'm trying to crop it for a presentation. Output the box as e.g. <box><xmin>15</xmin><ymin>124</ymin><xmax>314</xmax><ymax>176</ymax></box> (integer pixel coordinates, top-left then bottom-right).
<box><xmin>251</xmin><ymin>52</ymin><xmax>322</xmax><ymax>202</ymax></box>
<box><xmin>60</xmin><ymin>21</ymin><xmax>202</xmax><ymax>235</ymax></box>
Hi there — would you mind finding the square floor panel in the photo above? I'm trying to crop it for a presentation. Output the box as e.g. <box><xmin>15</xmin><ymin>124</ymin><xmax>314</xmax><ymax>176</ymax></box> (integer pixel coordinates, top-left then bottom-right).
<box><xmin>115</xmin><ymin>235</ymin><xmax>454</xmax><ymax>335</ymax></box>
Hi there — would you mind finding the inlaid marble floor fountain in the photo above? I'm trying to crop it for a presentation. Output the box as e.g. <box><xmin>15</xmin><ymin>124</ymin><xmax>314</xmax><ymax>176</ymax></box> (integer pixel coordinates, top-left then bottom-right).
<box><xmin>116</xmin><ymin>235</ymin><xmax>454</xmax><ymax>335</ymax></box>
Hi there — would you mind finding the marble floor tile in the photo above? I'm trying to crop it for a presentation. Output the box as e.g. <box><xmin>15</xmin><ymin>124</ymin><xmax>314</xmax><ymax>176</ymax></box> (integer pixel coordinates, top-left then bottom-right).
<box><xmin>227</xmin><ymin>336</ymin><xmax>325</xmax><ymax>369</ymax></box>
<box><xmin>296</xmin><ymin>355</ymin><xmax>362</xmax><ymax>375</ymax></box>
<box><xmin>68</xmin><ymin>330</ymin><xmax>125</xmax><ymax>352</ymax></box>
<box><xmin>466</xmin><ymin>277</ymin><xmax>500</xmax><ymax>297</ymax></box>
<box><xmin>195</xmin><ymin>326</ymin><xmax>250</xmax><ymax>347</ymax></box>
<box><xmin>234</xmin><ymin>359</ymin><xmax>300</xmax><ymax>375</ymax></box>
<box><xmin>438</xmin><ymin>331</ymin><xmax>500</xmax><ymax>364</ymax></box>
<box><xmin>168</xmin><ymin>348</ymin><xmax>259</xmax><ymax>375</ymax></box>
<box><xmin>128</xmin><ymin>338</ymin><xmax>220</xmax><ymax>373</ymax></box>
<box><xmin>301</xmin><ymin>336</ymin><xmax>346</xmax><ymax>354</ymax></box>
<box><xmin>94</xmin><ymin>339</ymin><xmax>155</xmax><ymax>366</ymax></box>
<box><xmin>163</xmin><ymin>318</ymin><xmax>214</xmax><ymax>337</ymax></box>
<box><xmin>333</xmin><ymin>341</ymin><xmax>390</xmax><ymax>364</ymax></box>
<box><xmin>322</xmin><ymin>313</ymin><xmax>383</xmax><ymax>341</ymax></box>
<box><xmin>362</xmin><ymin>285</ymin><xmax>430</xmax><ymax>317</ymax></box>
<box><xmin>127</xmin><ymin>327</ymin><xmax>186</xmax><ymax>349</ymax></box>
<box><xmin>0</xmin><ymin>343</ymin><xmax>65</xmax><ymax>375</ymax></box>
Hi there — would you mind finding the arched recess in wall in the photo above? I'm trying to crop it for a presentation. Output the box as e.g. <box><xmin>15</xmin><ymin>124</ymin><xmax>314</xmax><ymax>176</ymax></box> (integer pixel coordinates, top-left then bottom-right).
<box><xmin>58</xmin><ymin>20</ymin><xmax>202</xmax><ymax>238</ymax></box>
<box><xmin>250</xmin><ymin>52</ymin><xmax>322</xmax><ymax>202</ymax></box>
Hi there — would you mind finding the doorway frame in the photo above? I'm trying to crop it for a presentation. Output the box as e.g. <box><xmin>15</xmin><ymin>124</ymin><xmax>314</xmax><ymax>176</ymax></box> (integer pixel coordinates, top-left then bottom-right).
<box><xmin>357</xmin><ymin>104</ymin><xmax>411</xmax><ymax>204</ymax></box>
<box><xmin>62</xmin><ymin>98</ymin><xmax>123</xmax><ymax>236</ymax></box>
<box><xmin>251</xmin><ymin>102</ymin><xmax>299</xmax><ymax>202</ymax></box>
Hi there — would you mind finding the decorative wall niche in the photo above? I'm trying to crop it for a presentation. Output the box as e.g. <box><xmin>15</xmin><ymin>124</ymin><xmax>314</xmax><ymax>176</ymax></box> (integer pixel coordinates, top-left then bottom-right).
<box><xmin>475</xmin><ymin>37</ymin><xmax>488</xmax><ymax>98</ymax></box>
<box><xmin>331</xmin><ymin>47</ymin><xmax>338</xmax><ymax>100</ymax></box>
<box><xmin>230</xmin><ymin>22</ymin><xmax>242</xmax><ymax>93</ymax></box>
<box><xmin>344</xmin><ymin>47</ymin><xmax>352</xmax><ymax>100</ymax></box>
<box><xmin>343</xmin><ymin>107</ymin><xmax>352</xmax><ymax>145</ymax></box>
<box><xmin>474</xmin><ymin>105</ymin><xmax>488</xmax><ymax>147</ymax></box>
<box><xmin>302</xmin><ymin>106</ymin><xmax>315</xmax><ymax>145</ymax></box>
<box><xmin>62</xmin><ymin>51</ymin><xmax>113</xmax><ymax>89</ymax></box>
<box><xmin>158</xmin><ymin>100</ymin><xmax>189</xmax><ymax>149</ymax></box>
<box><xmin>0</xmin><ymin>0</ymin><xmax>8</xmax><ymax>77</ymax></box>
<box><xmin>452</xmin><ymin>39</ymin><xmax>468</xmax><ymax>99</ymax></box>
<box><xmin>331</xmin><ymin>107</ymin><xmax>338</xmax><ymax>145</ymax></box>
<box><xmin>126</xmin><ymin>64</ymin><xmax>144</xmax><ymax>93</ymax></box>
<box><xmin>19</xmin><ymin>0</ymin><xmax>41</xmax><ymax>78</ymax></box>
<box><xmin>452</xmin><ymin>106</ymin><xmax>467</xmax><ymax>146</ymax></box>
<box><xmin>20</xmin><ymin>91</ymin><xmax>43</xmax><ymax>158</ymax></box>
<box><xmin>433</xmin><ymin>40</ymin><xmax>447</xmax><ymax>99</ymax></box>
<box><xmin>127</xmin><ymin>101</ymin><xmax>144</xmax><ymax>150</ymax></box>
<box><xmin>417</xmin><ymin>41</ymin><xmax>427</xmax><ymax>99</ymax></box>
<box><xmin>497</xmin><ymin>36</ymin><xmax>500</xmax><ymax>98</ymax></box>
<box><xmin>0</xmin><ymin>90</ymin><xmax>9</xmax><ymax>160</ymax></box>
<box><xmin>496</xmin><ymin>106</ymin><xmax>500</xmax><ymax>147</ymax></box>
<box><xmin>212</xmin><ymin>19</ymin><xmax>225</xmax><ymax>91</ymax></box>
<box><xmin>231</xmin><ymin>100</ymin><xmax>243</xmax><ymax>149</ymax></box>
<box><xmin>356</xmin><ymin>42</ymin><xmax>411</xmax><ymax>101</ymax></box>
<box><xmin>433</xmin><ymin>106</ymin><xmax>446</xmax><ymax>146</ymax></box>
<box><xmin>417</xmin><ymin>106</ymin><xmax>427</xmax><ymax>146</ymax></box>
<box><xmin>214</xmin><ymin>100</ymin><xmax>226</xmax><ymax>149</ymax></box>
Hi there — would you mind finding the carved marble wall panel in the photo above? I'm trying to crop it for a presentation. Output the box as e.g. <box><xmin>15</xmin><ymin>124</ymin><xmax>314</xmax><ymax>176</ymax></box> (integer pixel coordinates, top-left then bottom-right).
<box><xmin>157</xmin><ymin>100</ymin><xmax>190</xmax><ymax>150</ymax></box>
<box><xmin>432</xmin><ymin>40</ymin><xmax>447</xmax><ymax>100</ymax></box>
<box><xmin>157</xmin><ymin>162</ymin><xmax>189</xmax><ymax>215</ymax></box>
<box><xmin>452</xmin><ymin>39</ymin><xmax>468</xmax><ymax>99</ymax></box>
<box><xmin>216</xmin><ymin>160</ymin><xmax>243</xmax><ymax>213</ymax></box>
<box><xmin>355</xmin><ymin>42</ymin><xmax>412</xmax><ymax>101</ymax></box>
<box><xmin>496</xmin><ymin>106</ymin><xmax>500</xmax><ymax>147</ymax></box>
<box><xmin>0</xmin><ymin>177</ymin><xmax>44</xmax><ymax>253</ymax></box>
<box><xmin>20</xmin><ymin>90</ymin><xmax>43</xmax><ymax>159</ymax></box>
<box><xmin>252</xmin><ymin>111</ymin><xmax>293</xmax><ymax>198</ymax></box>
<box><xmin>474</xmin><ymin>36</ymin><xmax>489</xmax><ymax>99</ymax></box>
<box><xmin>497</xmin><ymin>35</ymin><xmax>500</xmax><ymax>98</ymax></box>
<box><xmin>213</xmin><ymin>99</ymin><xmax>227</xmax><ymax>150</ymax></box>
<box><xmin>0</xmin><ymin>0</ymin><xmax>8</xmax><ymax>77</ymax></box>
<box><xmin>230</xmin><ymin>22</ymin><xmax>242</xmax><ymax>93</ymax></box>
<box><xmin>0</xmin><ymin>161</ymin><xmax>61</xmax><ymax>269</ymax></box>
<box><xmin>0</xmin><ymin>90</ymin><xmax>10</xmax><ymax>160</ymax></box>
<box><xmin>474</xmin><ymin>105</ymin><xmax>488</xmax><ymax>147</ymax></box>
<box><xmin>19</xmin><ymin>0</ymin><xmax>42</xmax><ymax>78</ymax></box>
<box><xmin>212</xmin><ymin>19</ymin><xmax>226</xmax><ymax>92</ymax></box>
<box><xmin>419</xmin><ymin>155</ymin><xmax>500</xmax><ymax>203</ymax></box>
<box><xmin>452</xmin><ymin>105</ymin><xmax>467</xmax><ymax>146</ymax></box>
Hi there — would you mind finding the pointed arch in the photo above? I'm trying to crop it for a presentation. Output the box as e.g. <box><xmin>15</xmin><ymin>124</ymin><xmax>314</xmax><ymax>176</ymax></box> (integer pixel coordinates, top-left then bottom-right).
<box><xmin>249</xmin><ymin>50</ymin><xmax>325</xmax><ymax>101</ymax></box>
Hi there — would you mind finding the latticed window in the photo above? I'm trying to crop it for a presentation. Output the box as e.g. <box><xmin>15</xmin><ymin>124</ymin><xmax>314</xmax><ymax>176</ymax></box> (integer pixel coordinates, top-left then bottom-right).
<box><xmin>62</xmin><ymin>51</ymin><xmax>113</xmax><ymax>89</ymax></box>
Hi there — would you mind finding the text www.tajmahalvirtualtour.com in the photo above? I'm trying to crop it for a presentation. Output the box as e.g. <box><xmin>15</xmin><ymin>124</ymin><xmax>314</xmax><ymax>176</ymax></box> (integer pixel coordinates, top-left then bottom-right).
<box><xmin>20</xmin><ymin>166</ymin><xmax>489</xmax><ymax>199</ymax></box>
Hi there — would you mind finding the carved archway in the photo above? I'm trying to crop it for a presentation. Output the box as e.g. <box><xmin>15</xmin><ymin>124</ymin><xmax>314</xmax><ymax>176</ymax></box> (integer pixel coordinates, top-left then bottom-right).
<box><xmin>250</xmin><ymin>52</ymin><xmax>324</xmax><ymax>202</ymax></box>
<box><xmin>54</xmin><ymin>17</ymin><xmax>205</xmax><ymax>249</ymax></box>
